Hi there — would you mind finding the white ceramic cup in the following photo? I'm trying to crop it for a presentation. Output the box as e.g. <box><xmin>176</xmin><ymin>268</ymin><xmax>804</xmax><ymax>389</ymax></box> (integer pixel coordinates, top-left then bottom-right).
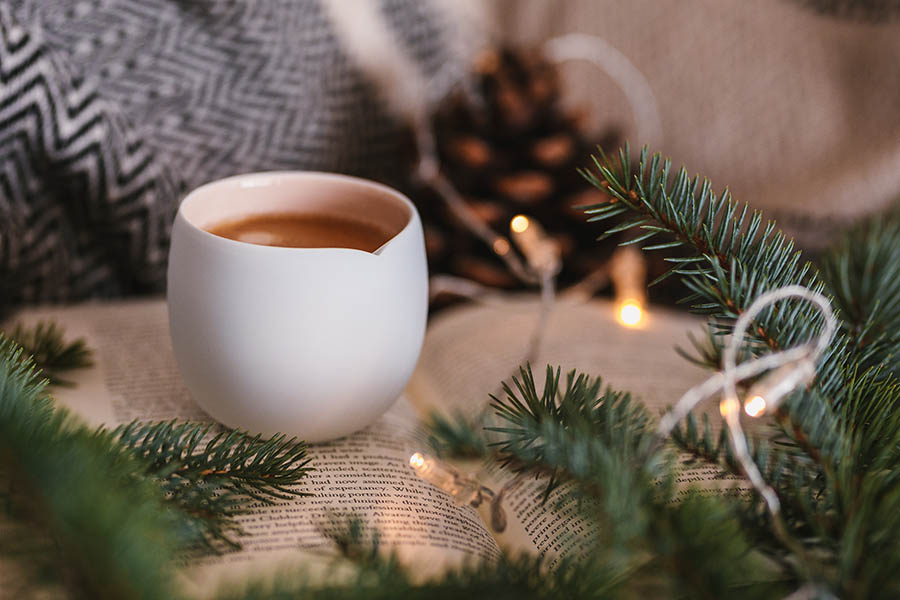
<box><xmin>167</xmin><ymin>172</ymin><xmax>428</xmax><ymax>442</ymax></box>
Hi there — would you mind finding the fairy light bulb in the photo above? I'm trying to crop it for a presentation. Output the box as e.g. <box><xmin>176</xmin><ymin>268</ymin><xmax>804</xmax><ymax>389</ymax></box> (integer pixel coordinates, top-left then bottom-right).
<box><xmin>617</xmin><ymin>299</ymin><xmax>643</xmax><ymax>327</ymax></box>
<box><xmin>509</xmin><ymin>215</ymin><xmax>560</xmax><ymax>274</ymax></box>
<box><xmin>743</xmin><ymin>395</ymin><xmax>767</xmax><ymax>418</ymax></box>
<box><xmin>742</xmin><ymin>359</ymin><xmax>816</xmax><ymax>418</ymax></box>
<box><xmin>510</xmin><ymin>215</ymin><xmax>530</xmax><ymax>233</ymax></box>
<box><xmin>408</xmin><ymin>452</ymin><xmax>482</xmax><ymax>505</ymax></box>
<box><xmin>610</xmin><ymin>246</ymin><xmax>647</xmax><ymax>328</ymax></box>
<box><xmin>492</xmin><ymin>238</ymin><xmax>511</xmax><ymax>256</ymax></box>
<box><xmin>719</xmin><ymin>395</ymin><xmax>740</xmax><ymax>418</ymax></box>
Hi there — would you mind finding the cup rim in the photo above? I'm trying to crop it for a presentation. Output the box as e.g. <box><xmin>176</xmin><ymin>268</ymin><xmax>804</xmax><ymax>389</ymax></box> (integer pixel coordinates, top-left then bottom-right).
<box><xmin>177</xmin><ymin>171</ymin><xmax>416</xmax><ymax>255</ymax></box>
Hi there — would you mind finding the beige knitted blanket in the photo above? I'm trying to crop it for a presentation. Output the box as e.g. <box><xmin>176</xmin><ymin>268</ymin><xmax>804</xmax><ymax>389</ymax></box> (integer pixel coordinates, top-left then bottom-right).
<box><xmin>493</xmin><ymin>0</ymin><xmax>900</xmax><ymax>247</ymax></box>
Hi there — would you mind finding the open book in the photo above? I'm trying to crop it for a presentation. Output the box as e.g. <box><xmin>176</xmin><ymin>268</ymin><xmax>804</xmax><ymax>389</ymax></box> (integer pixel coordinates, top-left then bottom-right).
<box><xmin>5</xmin><ymin>296</ymin><xmax>745</xmax><ymax>594</ymax></box>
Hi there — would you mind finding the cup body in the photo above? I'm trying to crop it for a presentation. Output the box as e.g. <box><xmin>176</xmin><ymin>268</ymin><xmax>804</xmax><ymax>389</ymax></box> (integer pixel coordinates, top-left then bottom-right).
<box><xmin>167</xmin><ymin>172</ymin><xmax>428</xmax><ymax>442</ymax></box>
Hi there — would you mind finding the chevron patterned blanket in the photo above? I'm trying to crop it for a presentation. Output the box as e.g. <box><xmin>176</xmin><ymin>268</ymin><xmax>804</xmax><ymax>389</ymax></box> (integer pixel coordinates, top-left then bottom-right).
<box><xmin>1</xmin><ymin>1</ymin><xmax>466</xmax><ymax>307</ymax></box>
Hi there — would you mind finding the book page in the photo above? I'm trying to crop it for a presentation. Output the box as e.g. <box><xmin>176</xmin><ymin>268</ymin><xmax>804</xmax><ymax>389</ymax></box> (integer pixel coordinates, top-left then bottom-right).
<box><xmin>4</xmin><ymin>300</ymin><xmax>501</xmax><ymax>592</ymax></box>
<box><xmin>408</xmin><ymin>297</ymin><xmax>750</xmax><ymax>561</ymax></box>
<box><xmin>7</xmin><ymin>300</ymin><xmax>209</xmax><ymax>426</ymax></box>
<box><xmin>185</xmin><ymin>398</ymin><xmax>501</xmax><ymax>592</ymax></box>
<box><xmin>408</xmin><ymin>296</ymin><xmax>714</xmax><ymax>417</ymax></box>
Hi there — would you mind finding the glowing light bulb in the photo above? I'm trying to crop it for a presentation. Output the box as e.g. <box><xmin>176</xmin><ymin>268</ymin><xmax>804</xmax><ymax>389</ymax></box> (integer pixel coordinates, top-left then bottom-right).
<box><xmin>719</xmin><ymin>396</ymin><xmax>740</xmax><ymax>418</ymax></box>
<box><xmin>510</xmin><ymin>215</ymin><xmax>530</xmax><ymax>233</ymax></box>
<box><xmin>744</xmin><ymin>395</ymin><xmax>767</xmax><ymax>418</ymax></box>
<box><xmin>618</xmin><ymin>300</ymin><xmax>643</xmax><ymax>327</ymax></box>
<box><xmin>408</xmin><ymin>452</ymin><xmax>481</xmax><ymax>505</ymax></box>
<box><xmin>744</xmin><ymin>359</ymin><xmax>816</xmax><ymax>416</ymax></box>
<box><xmin>508</xmin><ymin>214</ymin><xmax>560</xmax><ymax>274</ymax></box>
<box><xmin>492</xmin><ymin>238</ymin><xmax>511</xmax><ymax>255</ymax></box>
<box><xmin>409</xmin><ymin>452</ymin><xmax>425</xmax><ymax>469</ymax></box>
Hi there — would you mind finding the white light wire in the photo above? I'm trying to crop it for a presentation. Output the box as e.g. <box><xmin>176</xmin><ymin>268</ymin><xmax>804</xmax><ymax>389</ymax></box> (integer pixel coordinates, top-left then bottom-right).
<box><xmin>543</xmin><ymin>33</ymin><xmax>664</xmax><ymax>148</ymax></box>
<box><xmin>657</xmin><ymin>285</ymin><xmax>837</xmax><ymax>519</ymax></box>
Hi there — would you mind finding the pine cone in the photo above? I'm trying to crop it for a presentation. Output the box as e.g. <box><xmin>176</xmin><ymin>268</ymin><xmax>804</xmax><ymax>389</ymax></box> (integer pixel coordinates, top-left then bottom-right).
<box><xmin>414</xmin><ymin>46</ymin><xmax>623</xmax><ymax>296</ymax></box>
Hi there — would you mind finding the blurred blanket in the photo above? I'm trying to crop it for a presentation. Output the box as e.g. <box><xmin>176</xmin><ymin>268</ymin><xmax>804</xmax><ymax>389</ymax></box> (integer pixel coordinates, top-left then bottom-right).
<box><xmin>0</xmin><ymin>0</ymin><xmax>472</xmax><ymax>305</ymax></box>
<box><xmin>492</xmin><ymin>0</ymin><xmax>900</xmax><ymax>246</ymax></box>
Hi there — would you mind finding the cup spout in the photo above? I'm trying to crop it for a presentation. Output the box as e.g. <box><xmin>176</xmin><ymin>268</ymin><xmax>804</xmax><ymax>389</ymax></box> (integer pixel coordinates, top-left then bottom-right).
<box><xmin>372</xmin><ymin>240</ymin><xmax>390</xmax><ymax>255</ymax></box>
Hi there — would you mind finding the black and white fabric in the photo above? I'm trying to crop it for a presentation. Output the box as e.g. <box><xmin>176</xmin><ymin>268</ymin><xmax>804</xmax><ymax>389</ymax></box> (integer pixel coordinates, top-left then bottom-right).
<box><xmin>0</xmin><ymin>0</ymin><xmax>469</xmax><ymax>307</ymax></box>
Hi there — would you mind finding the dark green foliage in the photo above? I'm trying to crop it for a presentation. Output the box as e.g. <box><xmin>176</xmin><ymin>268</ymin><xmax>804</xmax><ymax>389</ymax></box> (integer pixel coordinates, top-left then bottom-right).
<box><xmin>580</xmin><ymin>146</ymin><xmax>852</xmax><ymax>403</ymax></box>
<box><xmin>217</xmin><ymin>514</ymin><xmax>639</xmax><ymax>600</ymax></box>
<box><xmin>577</xmin><ymin>146</ymin><xmax>900</xmax><ymax>597</ymax></box>
<box><xmin>820</xmin><ymin>219</ymin><xmax>900</xmax><ymax>378</ymax></box>
<box><xmin>423</xmin><ymin>411</ymin><xmax>489</xmax><ymax>459</ymax></box>
<box><xmin>5</xmin><ymin>320</ymin><xmax>93</xmax><ymax>386</ymax></box>
<box><xmin>215</xmin><ymin>553</ymin><xmax>626</xmax><ymax>600</ymax></box>
<box><xmin>111</xmin><ymin>421</ymin><xmax>312</xmax><ymax>552</ymax></box>
<box><xmin>488</xmin><ymin>365</ymin><xmax>662</xmax><ymax>507</ymax></box>
<box><xmin>405</xmin><ymin>367</ymin><xmax>784</xmax><ymax>598</ymax></box>
<box><xmin>0</xmin><ymin>336</ymin><xmax>181</xmax><ymax>599</ymax></box>
<box><xmin>0</xmin><ymin>330</ymin><xmax>314</xmax><ymax>596</ymax></box>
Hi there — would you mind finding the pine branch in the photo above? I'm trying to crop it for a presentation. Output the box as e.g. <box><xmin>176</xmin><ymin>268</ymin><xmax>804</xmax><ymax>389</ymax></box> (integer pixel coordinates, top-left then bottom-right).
<box><xmin>820</xmin><ymin>218</ymin><xmax>900</xmax><ymax>378</ymax></box>
<box><xmin>484</xmin><ymin>366</ymin><xmax>782</xmax><ymax>597</ymax></box>
<box><xmin>669</xmin><ymin>411</ymin><xmax>834</xmax><ymax>563</ymax></box>
<box><xmin>0</xmin><ymin>327</ymin><xmax>316</xmax><ymax>597</ymax></box>
<box><xmin>0</xmin><ymin>336</ymin><xmax>181</xmax><ymax>599</ymax></box>
<box><xmin>669</xmin><ymin>412</ymin><xmax>731</xmax><ymax>469</ymax></box>
<box><xmin>4</xmin><ymin>321</ymin><xmax>93</xmax><ymax>386</ymax></box>
<box><xmin>110</xmin><ymin>420</ymin><xmax>312</xmax><ymax>552</ymax></box>
<box><xmin>214</xmin><ymin>514</ymin><xmax>666</xmax><ymax>600</ymax></box>
<box><xmin>581</xmin><ymin>146</ymin><xmax>848</xmax><ymax>399</ymax></box>
<box><xmin>579</xmin><ymin>145</ymin><xmax>870</xmax><ymax>479</ymax></box>
<box><xmin>0</xmin><ymin>498</ymin><xmax>69</xmax><ymax>599</ymax></box>
<box><xmin>487</xmin><ymin>365</ymin><xmax>660</xmax><ymax>505</ymax></box>
<box><xmin>422</xmin><ymin>411</ymin><xmax>488</xmax><ymax>460</ymax></box>
<box><xmin>214</xmin><ymin>552</ymin><xmax>629</xmax><ymax>600</ymax></box>
<box><xmin>581</xmin><ymin>146</ymin><xmax>900</xmax><ymax>596</ymax></box>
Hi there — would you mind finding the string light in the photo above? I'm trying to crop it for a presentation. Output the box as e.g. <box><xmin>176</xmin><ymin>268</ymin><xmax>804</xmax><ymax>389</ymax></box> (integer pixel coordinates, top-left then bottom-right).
<box><xmin>492</xmin><ymin>238</ymin><xmax>511</xmax><ymax>256</ymax></box>
<box><xmin>610</xmin><ymin>246</ymin><xmax>647</xmax><ymax>328</ymax></box>
<box><xmin>408</xmin><ymin>452</ymin><xmax>484</xmax><ymax>507</ymax></box>
<box><xmin>510</xmin><ymin>214</ymin><xmax>530</xmax><ymax>234</ymax></box>
<box><xmin>741</xmin><ymin>359</ymin><xmax>817</xmax><ymax>418</ymax></box>
<box><xmin>407</xmin><ymin>452</ymin><xmax>510</xmax><ymax>532</ymax></box>
<box><xmin>743</xmin><ymin>395</ymin><xmax>767</xmax><ymax>418</ymax></box>
<box><xmin>719</xmin><ymin>395</ymin><xmax>740</xmax><ymax>418</ymax></box>
<box><xmin>617</xmin><ymin>299</ymin><xmax>643</xmax><ymax>328</ymax></box>
<box><xmin>657</xmin><ymin>284</ymin><xmax>837</xmax><ymax>521</ymax></box>
<box><xmin>409</xmin><ymin>452</ymin><xmax>425</xmax><ymax>469</ymax></box>
<box><xmin>509</xmin><ymin>214</ymin><xmax>561</xmax><ymax>275</ymax></box>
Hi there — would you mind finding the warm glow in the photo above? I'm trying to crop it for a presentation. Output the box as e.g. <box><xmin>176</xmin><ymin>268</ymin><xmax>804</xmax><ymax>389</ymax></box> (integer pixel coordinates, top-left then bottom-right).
<box><xmin>719</xmin><ymin>396</ymin><xmax>740</xmax><ymax>418</ymax></box>
<box><xmin>492</xmin><ymin>238</ymin><xmax>511</xmax><ymax>255</ymax></box>
<box><xmin>617</xmin><ymin>300</ymin><xmax>643</xmax><ymax>327</ymax></box>
<box><xmin>744</xmin><ymin>395</ymin><xmax>767</xmax><ymax>418</ymax></box>
<box><xmin>409</xmin><ymin>453</ymin><xmax>425</xmax><ymax>469</ymax></box>
<box><xmin>510</xmin><ymin>215</ymin><xmax>530</xmax><ymax>233</ymax></box>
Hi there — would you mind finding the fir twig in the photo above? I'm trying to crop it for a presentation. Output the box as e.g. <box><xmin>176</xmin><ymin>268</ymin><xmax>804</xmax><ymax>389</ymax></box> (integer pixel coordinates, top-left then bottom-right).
<box><xmin>422</xmin><ymin>411</ymin><xmax>489</xmax><ymax>460</ymax></box>
<box><xmin>580</xmin><ymin>145</ymin><xmax>858</xmax><ymax>479</ymax></box>
<box><xmin>485</xmin><ymin>365</ymin><xmax>782</xmax><ymax>597</ymax></box>
<box><xmin>110</xmin><ymin>420</ymin><xmax>312</xmax><ymax>552</ymax></box>
<box><xmin>0</xmin><ymin>336</ymin><xmax>181</xmax><ymax>599</ymax></box>
<box><xmin>581</xmin><ymin>146</ymin><xmax>847</xmax><ymax>399</ymax></box>
<box><xmin>4</xmin><ymin>320</ymin><xmax>93</xmax><ymax>386</ymax></box>
<box><xmin>487</xmin><ymin>364</ymin><xmax>659</xmax><ymax>503</ymax></box>
<box><xmin>820</xmin><ymin>218</ymin><xmax>900</xmax><ymax>378</ymax></box>
<box><xmin>581</xmin><ymin>145</ymin><xmax>900</xmax><ymax>596</ymax></box>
